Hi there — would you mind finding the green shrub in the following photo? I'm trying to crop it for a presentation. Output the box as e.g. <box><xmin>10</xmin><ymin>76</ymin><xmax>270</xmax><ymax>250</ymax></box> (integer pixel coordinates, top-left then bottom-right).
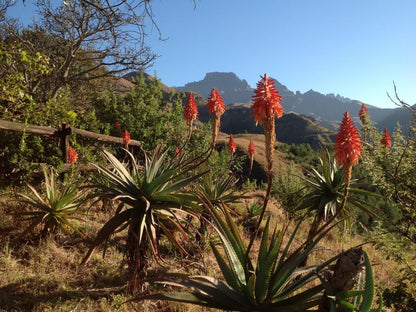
<box><xmin>271</xmin><ymin>161</ymin><xmax>305</xmax><ymax>217</ymax></box>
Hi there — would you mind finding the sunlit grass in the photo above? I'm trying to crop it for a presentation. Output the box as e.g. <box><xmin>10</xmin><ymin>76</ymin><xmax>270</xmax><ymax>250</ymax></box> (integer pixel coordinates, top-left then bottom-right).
<box><xmin>0</xmin><ymin>183</ymin><xmax>409</xmax><ymax>311</ymax></box>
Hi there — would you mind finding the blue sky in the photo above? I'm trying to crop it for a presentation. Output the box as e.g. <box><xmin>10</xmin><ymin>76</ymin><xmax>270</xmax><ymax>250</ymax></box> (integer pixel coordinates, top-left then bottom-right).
<box><xmin>8</xmin><ymin>0</ymin><xmax>416</xmax><ymax>109</ymax></box>
<box><xmin>146</xmin><ymin>0</ymin><xmax>416</xmax><ymax>109</ymax></box>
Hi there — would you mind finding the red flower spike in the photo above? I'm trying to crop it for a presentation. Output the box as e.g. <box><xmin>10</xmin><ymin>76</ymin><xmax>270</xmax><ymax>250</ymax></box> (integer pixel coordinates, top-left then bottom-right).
<box><xmin>248</xmin><ymin>140</ymin><xmax>256</xmax><ymax>157</ymax></box>
<box><xmin>359</xmin><ymin>103</ymin><xmax>370</xmax><ymax>124</ymax></box>
<box><xmin>228</xmin><ymin>135</ymin><xmax>236</xmax><ymax>155</ymax></box>
<box><xmin>121</xmin><ymin>130</ymin><xmax>131</xmax><ymax>146</ymax></box>
<box><xmin>207</xmin><ymin>88</ymin><xmax>225</xmax><ymax>115</ymax></box>
<box><xmin>115</xmin><ymin>121</ymin><xmax>121</xmax><ymax>129</ymax></box>
<box><xmin>207</xmin><ymin>88</ymin><xmax>226</xmax><ymax>146</ymax></box>
<box><xmin>334</xmin><ymin>111</ymin><xmax>363</xmax><ymax>166</ymax></box>
<box><xmin>380</xmin><ymin>128</ymin><xmax>392</xmax><ymax>148</ymax></box>
<box><xmin>251</xmin><ymin>74</ymin><xmax>283</xmax><ymax>125</ymax></box>
<box><xmin>251</xmin><ymin>74</ymin><xmax>283</xmax><ymax>176</ymax></box>
<box><xmin>248</xmin><ymin>140</ymin><xmax>257</xmax><ymax>173</ymax></box>
<box><xmin>67</xmin><ymin>146</ymin><xmax>78</xmax><ymax>164</ymax></box>
<box><xmin>184</xmin><ymin>92</ymin><xmax>198</xmax><ymax>125</ymax></box>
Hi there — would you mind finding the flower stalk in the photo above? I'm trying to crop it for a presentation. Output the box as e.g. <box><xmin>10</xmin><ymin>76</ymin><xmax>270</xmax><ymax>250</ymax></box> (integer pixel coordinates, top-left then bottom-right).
<box><xmin>121</xmin><ymin>130</ymin><xmax>131</xmax><ymax>148</ymax></box>
<box><xmin>67</xmin><ymin>146</ymin><xmax>78</xmax><ymax>164</ymax></box>
<box><xmin>247</xmin><ymin>140</ymin><xmax>256</xmax><ymax>176</ymax></box>
<box><xmin>359</xmin><ymin>103</ymin><xmax>370</xmax><ymax>141</ymax></box>
<box><xmin>247</xmin><ymin>74</ymin><xmax>283</xmax><ymax>254</ymax></box>
<box><xmin>183</xmin><ymin>92</ymin><xmax>198</xmax><ymax>129</ymax></box>
<box><xmin>380</xmin><ymin>128</ymin><xmax>392</xmax><ymax>148</ymax></box>
<box><xmin>313</xmin><ymin>111</ymin><xmax>363</xmax><ymax>240</ymax></box>
<box><xmin>207</xmin><ymin>88</ymin><xmax>226</xmax><ymax>147</ymax></box>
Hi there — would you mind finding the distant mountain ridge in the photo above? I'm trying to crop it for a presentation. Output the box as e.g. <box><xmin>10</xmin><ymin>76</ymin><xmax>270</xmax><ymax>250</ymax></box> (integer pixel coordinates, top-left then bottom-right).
<box><xmin>177</xmin><ymin>72</ymin><xmax>411</xmax><ymax>133</ymax></box>
<box><xmin>122</xmin><ymin>71</ymin><xmax>414</xmax><ymax>149</ymax></box>
<box><xmin>123</xmin><ymin>71</ymin><xmax>336</xmax><ymax>148</ymax></box>
<box><xmin>179</xmin><ymin>72</ymin><xmax>253</xmax><ymax>105</ymax></box>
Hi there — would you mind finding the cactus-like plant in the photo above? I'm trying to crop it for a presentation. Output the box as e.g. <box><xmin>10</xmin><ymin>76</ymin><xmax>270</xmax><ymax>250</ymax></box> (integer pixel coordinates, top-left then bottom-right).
<box><xmin>18</xmin><ymin>167</ymin><xmax>85</xmax><ymax>237</ymax></box>
<box><xmin>81</xmin><ymin>146</ymin><xmax>207</xmax><ymax>291</ymax></box>
<box><xmin>131</xmin><ymin>196</ymin><xmax>381</xmax><ymax>311</ymax></box>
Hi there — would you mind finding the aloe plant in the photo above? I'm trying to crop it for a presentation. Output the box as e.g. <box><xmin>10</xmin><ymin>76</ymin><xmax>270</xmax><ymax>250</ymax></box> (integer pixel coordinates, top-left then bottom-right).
<box><xmin>197</xmin><ymin>171</ymin><xmax>242</xmax><ymax>207</ymax></box>
<box><xmin>81</xmin><ymin>146</ymin><xmax>206</xmax><ymax>291</ymax></box>
<box><xmin>239</xmin><ymin>200</ymin><xmax>263</xmax><ymax>234</ymax></box>
<box><xmin>131</xmin><ymin>196</ymin><xmax>380</xmax><ymax>311</ymax></box>
<box><xmin>17</xmin><ymin>166</ymin><xmax>85</xmax><ymax>238</ymax></box>
<box><xmin>297</xmin><ymin>149</ymin><xmax>382</xmax><ymax>243</ymax></box>
<box><xmin>195</xmin><ymin>171</ymin><xmax>244</xmax><ymax>242</ymax></box>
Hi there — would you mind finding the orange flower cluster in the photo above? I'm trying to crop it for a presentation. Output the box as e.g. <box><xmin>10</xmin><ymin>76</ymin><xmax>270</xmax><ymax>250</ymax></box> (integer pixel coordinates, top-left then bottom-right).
<box><xmin>247</xmin><ymin>140</ymin><xmax>256</xmax><ymax>157</ymax></box>
<box><xmin>228</xmin><ymin>135</ymin><xmax>236</xmax><ymax>155</ymax></box>
<box><xmin>334</xmin><ymin>111</ymin><xmax>363</xmax><ymax>167</ymax></box>
<box><xmin>121</xmin><ymin>130</ymin><xmax>131</xmax><ymax>146</ymax></box>
<box><xmin>359</xmin><ymin>103</ymin><xmax>370</xmax><ymax>125</ymax></box>
<box><xmin>251</xmin><ymin>74</ymin><xmax>283</xmax><ymax>126</ymax></box>
<box><xmin>207</xmin><ymin>88</ymin><xmax>225</xmax><ymax>146</ymax></box>
<box><xmin>207</xmin><ymin>88</ymin><xmax>225</xmax><ymax>115</ymax></box>
<box><xmin>67</xmin><ymin>146</ymin><xmax>78</xmax><ymax>164</ymax></box>
<box><xmin>380</xmin><ymin>128</ymin><xmax>392</xmax><ymax>148</ymax></box>
<box><xmin>184</xmin><ymin>92</ymin><xmax>198</xmax><ymax>126</ymax></box>
<box><xmin>251</xmin><ymin>74</ymin><xmax>283</xmax><ymax>175</ymax></box>
<box><xmin>247</xmin><ymin>140</ymin><xmax>256</xmax><ymax>174</ymax></box>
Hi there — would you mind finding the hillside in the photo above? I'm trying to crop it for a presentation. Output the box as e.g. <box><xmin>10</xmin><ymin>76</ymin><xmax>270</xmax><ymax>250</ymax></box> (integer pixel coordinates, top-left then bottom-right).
<box><xmin>198</xmin><ymin>103</ymin><xmax>335</xmax><ymax>149</ymax></box>
<box><xmin>124</xmin><ymin>71</ymin><xmax>336</xmax><ymax>149</ymax></box>
<box><xmin>177</xmin><ymin>72</ymin><xmax>410</xmax><ymax>133</ymax></box>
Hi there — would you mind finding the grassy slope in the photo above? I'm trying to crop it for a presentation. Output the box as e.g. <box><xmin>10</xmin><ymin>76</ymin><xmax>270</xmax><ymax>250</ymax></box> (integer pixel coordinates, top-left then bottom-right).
<box><xmin>0</xmin><ymin>137</ymin><xmax>410</xmax><ymax>311</ymax></box>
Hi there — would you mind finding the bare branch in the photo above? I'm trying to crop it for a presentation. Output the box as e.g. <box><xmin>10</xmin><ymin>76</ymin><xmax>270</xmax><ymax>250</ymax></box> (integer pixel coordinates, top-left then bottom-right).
<box><xmin>2</xmin><ymin>0</ymin><xmax>159</xmax><ymax>101</ymax></box>
<box><xmin>387</xmin><ymin>81</ymin><xmax>415</xmax><ymax>112</ymax></box>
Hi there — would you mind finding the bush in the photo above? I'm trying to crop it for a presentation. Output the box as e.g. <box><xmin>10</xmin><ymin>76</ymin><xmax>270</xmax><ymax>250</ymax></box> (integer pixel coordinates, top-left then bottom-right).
<box><xmin>92</xmin><ymin>74</ymin><xmax>188</xmax><ymax>151</ymax></box>
<box><xmin>271</xmin><ymin>161</ymin><xmax>305</xmax><ymax>217</ymax></box>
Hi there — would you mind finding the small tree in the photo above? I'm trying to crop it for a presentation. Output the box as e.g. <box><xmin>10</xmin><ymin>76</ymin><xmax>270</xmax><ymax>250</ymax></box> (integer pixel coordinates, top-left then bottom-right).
<box><xmin>2</xmin><ymin>0</ymin><xmax>158</xmax><ymax>101</ymax></box>
<box><xmin>361</xmin><ymin>102</ymin><xmax>416</xmax><ymax>243</ymax></box>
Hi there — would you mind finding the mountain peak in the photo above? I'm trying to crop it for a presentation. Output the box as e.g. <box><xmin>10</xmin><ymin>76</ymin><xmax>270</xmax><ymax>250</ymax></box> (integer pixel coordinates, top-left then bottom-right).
<box><xmin>178</xmin><ymin>72</ymin><xmax>252</xmax><ymax>104</ymax></box>
<box><xmin>269</xmin><ymin>77</ymin><xmax>294</xmax><ymax>97</ymax></box>
<box><xmin>305</xmin><ymin>89</ymin><xmax>318</xmax><ymax>95</ymax></box>
<box><xmin>138</xmin><ymin>71</ymin><xmax>402</xmax><ymax>132</ymax></box>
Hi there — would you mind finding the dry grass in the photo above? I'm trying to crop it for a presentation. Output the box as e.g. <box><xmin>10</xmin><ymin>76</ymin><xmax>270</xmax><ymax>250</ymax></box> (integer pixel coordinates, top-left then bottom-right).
<box><xmin>0</xmin><ymin>193</ymin><xmax>229</xmax><ymax>312</ymax></box>
<box><xmin>217</xmin><ymin>132</ymin><xmax>289</xmax><ymax>175</ymax></box>
<box><xmin>0</xmin><ymin>172</ymin><xmax>409</xmax><ymax>312</ymax></box>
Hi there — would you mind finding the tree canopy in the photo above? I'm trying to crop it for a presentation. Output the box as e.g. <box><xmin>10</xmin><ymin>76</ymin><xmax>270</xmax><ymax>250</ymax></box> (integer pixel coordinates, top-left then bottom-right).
<box><xmin>1</xmin><ymin>0</ymin><xmax>158</xmax><ymax>101</ymax></box>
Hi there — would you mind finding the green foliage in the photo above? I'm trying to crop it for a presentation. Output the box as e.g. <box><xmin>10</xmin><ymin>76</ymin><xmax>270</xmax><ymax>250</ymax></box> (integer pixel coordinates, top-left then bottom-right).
<box><xmin>197</xmin><ymin>171</ymin><xmax>242</xmax><ymax>207</ymax></box>
<box><xmin>92</xmin><ymin>74</ymin><xmax>188</xmax><ymax>151</ymax></box>
<box><xmin>17</xmin><ymin>167</ymin><xmax>85</xmax><ymax>237</ymax></box>
<box><xmin>209</xmin><ymin>147</ymin><xmax>247</xmax><ymax>179</ymax></box>
<box><xmin>0</xmin><ymin>42</ymin><xmax>50</xmax><ymax>121</ymax></box>
<box><xmin>365</xmin><ymin>223</ymin><xmax>416</xmax><ymax>312</ymax></box>
<box><xmin>82</xmin><ymin>147</ymin><xmax>206</xmax><ymax>283</ymax></box>
<box><xmin>277</xmin><ymin>143</ymin><xmax>319</xmax><ymax>167</ymax></box>
<box><xmin>271</xmin><ymin>161</ymin><xmax>306</xmax><ymax>217</ymax></box>
<box><xmin>0</xmin><ymin>132</ymin><xmax>62</xmax><ymax>187</ymax></box>
<box><xmin>383</xmin><ymin>279</ymin><xmax>416</xmax><ymax>312</ymax></box>
<box><xmin>361</xmin><ymin>116</ymin><xmax>416</xmax><ymax>243</ymax></box>
<box><xmin>243</xmin><ymin>178</ymin><xmax>261</xmax><ymax>192</ymax></box>
<box><xmin>0</xmin><ymin>90</ymin><xmax>104</xmax><ymax>187</ymax></box>
<box><xmin>133</xmin><ymin>198</ymin><xmax>379</xmax><ymax>311</ymax></box>
<box><xmin>297</xmin><ymin>149</ymin><xmax>381</xmax><ymax>230</ymax></box>
<box><xmin>238</xmin><ymin>200</ymin><xmax>263</xmax><ymax>233</ymax></box>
